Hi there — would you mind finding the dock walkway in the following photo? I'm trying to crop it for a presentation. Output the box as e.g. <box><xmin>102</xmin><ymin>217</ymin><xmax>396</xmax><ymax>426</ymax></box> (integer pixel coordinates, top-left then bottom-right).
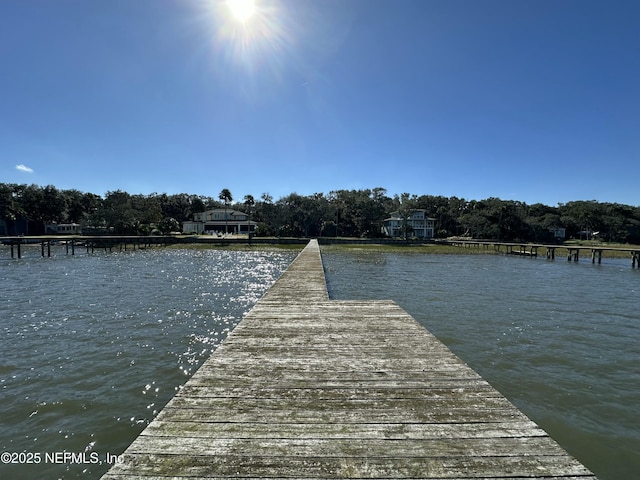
<box><xmin>103</xmin><ymin>239</ymin><xmax>596</xmax><ymax>479</ymax></box>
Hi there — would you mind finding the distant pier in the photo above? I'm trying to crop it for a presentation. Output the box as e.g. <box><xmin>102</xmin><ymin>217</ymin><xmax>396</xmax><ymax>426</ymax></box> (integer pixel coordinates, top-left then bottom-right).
<box><xmin>443</xmin><ymin>239</ymin><xmax>640</xmax><ymax>268</ymax></box>
<box><xmin>0</xmin><ymin>235</ymin><xmax>309</xmax><ymax>259</ymax></box>
<box><xmin>101</xmin><ymin>239</ymin><xmax>597</xmax><ymax>479</ymax></box>
<box><xmin>1</xmin><ymin>235</ymin><xmax>180</xmax><ymax>258</ymax></box>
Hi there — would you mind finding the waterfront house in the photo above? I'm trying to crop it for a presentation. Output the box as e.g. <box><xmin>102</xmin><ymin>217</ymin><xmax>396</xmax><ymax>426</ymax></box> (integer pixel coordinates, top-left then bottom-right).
<box><xmin>382</xmin><ymin>209</ymin><xmax>435</xmax><ymax>238</ymax></box>
<box><xmin>183</xmin><ymin>209</ymin><xmax>257</xmax><ymax>235</ymax></box>
<box><xmin>549</xmin><ymin>227</ymin><xmax>566</xmax><ymax>240</ymax></box>
<box><xmin>45</xmin><ymin>223</ymin><xmax>82</xmax><ymax>235</ymax></box>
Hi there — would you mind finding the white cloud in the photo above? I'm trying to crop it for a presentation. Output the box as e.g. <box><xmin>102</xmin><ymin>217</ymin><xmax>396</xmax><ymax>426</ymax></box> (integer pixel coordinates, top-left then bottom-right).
<box><xmin>16</xmin><ymin>164</ymin><xmax>34</xmax><ymax>173</ymax></box>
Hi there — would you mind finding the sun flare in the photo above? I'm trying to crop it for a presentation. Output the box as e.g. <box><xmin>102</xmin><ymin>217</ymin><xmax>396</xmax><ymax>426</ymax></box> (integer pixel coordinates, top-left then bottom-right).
<box><xmin>227</xmin><ymin>0</ymin><xmax>256</xmax><ymax>22</ymax></box>
<box><xmin>212</xmin><ymin>0</ymin><xmax>289</xmax><ymax>73</ymax></box>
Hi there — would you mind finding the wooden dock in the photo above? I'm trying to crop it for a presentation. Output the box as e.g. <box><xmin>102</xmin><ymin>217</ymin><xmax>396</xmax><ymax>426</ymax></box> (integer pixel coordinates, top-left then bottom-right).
<box><xmin>1</xmin><ymin>235</ymin><xmax>180</xmax><ymax>258</ymax></box>
<box><xmin>443</xmin><ymin>239</ymin><xmax>640</xmax><ymax>268</ymax></box>
<box><xmin>1</xmin><ymin>235</ymin><xmax>311</xmax><ymax>259</ymax></box>
<box><xmin>102</xmin><ymin>239</ymin><xmax>597</xmax><ymax>479</ymax></box>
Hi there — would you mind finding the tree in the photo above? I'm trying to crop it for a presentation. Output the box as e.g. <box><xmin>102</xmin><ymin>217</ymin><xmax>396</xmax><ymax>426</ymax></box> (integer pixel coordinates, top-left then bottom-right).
<box><xmin>158</xmin><ymin>217</ymin><xmax>180</xmax><ymax>234</ymax></box>
<box><xmin>101</xmin><ymin>190</ymin><xmax>135</xmax><ymax>234</ymax></box>
<box><xmin>130</xmin><ymin>194</ymin><xmax>162</xmax><ymax>225</ymax></box>
<box><xmin>191</xmin><ymin>196</ymin><xmax>206</xmax><ymax>214</ymax></box>
<box><xmin>5</xmin><ymin>182</ymin><xmax>640</xmax><ymax>244</ymax></box>
<box><xmin>243</xmin><ymin>194</ymin><xmax>255</xmax><ymax>241</ymax></box>
<box><xmin>41</xmin><ymin>185</ymin><xmax>67</xmax><ymax>223</ymax></box>
<box><xmin>0</xmin><ymin>184</ymin><xmax>15</xmax><ymax>221</ymax></box>
<box><xmin>558</xmin><ymin>201</ymin><xmax>601</xmax><ymax>239</ymax></box>
<box><xmin>327</xmin><ymin>189</ymin><xmax>390</xmax><ymax>238</ymax></box>
<box><xmin>218</xmin><ymin>188</ymin><xmax>233</xmax><ymax>235</ymax></box>
<box><xmin>20</xmin><ymin>184</ymin><xmax>44</xmax><ymax>224</ymax></box>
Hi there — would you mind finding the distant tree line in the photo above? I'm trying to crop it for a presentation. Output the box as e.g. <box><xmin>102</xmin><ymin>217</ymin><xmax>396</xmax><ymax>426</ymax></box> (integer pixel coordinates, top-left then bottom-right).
<box><xmin>0</xmin><ymin>184</ymin><xmax>216</xmax><ymax>235</ymax></box>
<box><xmin>2</xmin><ymin>183</ymin><xmax>640</xmax><ymax>243</ymax></box>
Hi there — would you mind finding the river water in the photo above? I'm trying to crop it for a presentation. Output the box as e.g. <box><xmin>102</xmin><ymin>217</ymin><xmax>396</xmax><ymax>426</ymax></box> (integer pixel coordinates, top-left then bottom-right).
<box><xmin>322</xmin><ymin>248</ymin><xmax>640</xmax><ymax>480</ymax></box>
<box><xmin>1</xmin><ymin>245</ymin><xmax>638</xmax><ymax>480</ymax></box>
<box><xmin>0</xmin><ymin>246</ymin><xmax>296</xmax><ymax>479</ymax></box>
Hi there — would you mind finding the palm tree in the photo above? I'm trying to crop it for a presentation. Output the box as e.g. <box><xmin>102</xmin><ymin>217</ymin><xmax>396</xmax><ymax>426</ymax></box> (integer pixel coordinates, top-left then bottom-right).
<box><xmin>244</xmin><ymin>194</ymin><xmax>255</xmax><ymax>242</ymax></box>
<box><xmin>219</xmin><ymin>188</ymin><xmax>233</xmax><ymax>236</ymax></box>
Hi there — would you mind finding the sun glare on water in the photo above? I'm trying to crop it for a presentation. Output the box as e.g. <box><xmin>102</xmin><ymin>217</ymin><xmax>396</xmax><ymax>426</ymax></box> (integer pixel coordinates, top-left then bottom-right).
<box><xmin>227</xmin><ymin>0</ymin><xmax>256</xmax><ymax>22</ymax></box>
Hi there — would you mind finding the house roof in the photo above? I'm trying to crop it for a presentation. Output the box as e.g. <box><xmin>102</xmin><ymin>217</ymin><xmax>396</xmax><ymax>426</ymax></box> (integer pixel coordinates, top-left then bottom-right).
<box><xmin>383</xmin><ymin>211</ymin><xmax>436</xmax><ymax>222</ymax></box>
<box><xmin>199</xmin><ymin>208</ymin><xmax>247</xmax><ymax>216</ymax></box>
<box><xmin>204</xmin><ymin>221</ymin><xmax>258</xmax><ymax>226</ymax></box>
<box><xmin>183</xmin><ymin>219</ymin><xmax>258</xmax><ymax>226</ymax></box>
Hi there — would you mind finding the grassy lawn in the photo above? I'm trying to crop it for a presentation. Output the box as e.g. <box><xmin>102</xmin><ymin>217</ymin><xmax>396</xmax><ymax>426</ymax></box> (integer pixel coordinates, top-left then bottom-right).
<box><xmin>319</xmin><ymin>243</ymin><xmax>497</xmax><ymax>255</ymax></box>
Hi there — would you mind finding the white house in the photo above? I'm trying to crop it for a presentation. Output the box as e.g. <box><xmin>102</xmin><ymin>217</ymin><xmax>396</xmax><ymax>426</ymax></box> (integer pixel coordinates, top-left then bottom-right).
<box><xmin>45</xmin><ymin>223</ymin><xmax>82</xmax><ymax>234</ymax></box>
<box><xmin>382</xmin><ymin>209</ymin><xmax>435</xmax><ymax>239</ymax></box>
<box><xmin>183</xmin><ymin>209</ymin><xmax>257</xmax><ymax>235</ymax></box>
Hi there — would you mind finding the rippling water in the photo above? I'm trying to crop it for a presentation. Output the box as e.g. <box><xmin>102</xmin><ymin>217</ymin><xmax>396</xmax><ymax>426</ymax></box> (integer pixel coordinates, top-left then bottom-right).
<box><xmin>322</xmin><ymin>249</ymin><xmax>640</xmax><ymax>480</ymax></box>
<box><xmin>0</xmin><ymin>246</ymin><xmax>296</xmax><ymax>479</ymax></box>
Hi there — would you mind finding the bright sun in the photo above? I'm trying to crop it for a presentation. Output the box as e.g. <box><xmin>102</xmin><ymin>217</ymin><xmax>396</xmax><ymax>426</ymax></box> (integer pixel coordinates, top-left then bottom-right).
<box><xmin>227</xmin><ymin>0</ymin><xmax>256</xmax><ymax>22</ymax></box>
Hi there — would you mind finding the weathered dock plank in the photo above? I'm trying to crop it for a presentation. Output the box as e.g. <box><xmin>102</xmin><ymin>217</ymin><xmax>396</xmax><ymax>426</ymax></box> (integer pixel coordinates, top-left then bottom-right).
<box><xmin>142</xmin><ymin>419</ymin><xmax>548</xmax><ymax>439</ymax></box>
<box><xmin>102</xmin><ymin>239</ymin><xmax>597</xmax><ymax>479</ymax></box>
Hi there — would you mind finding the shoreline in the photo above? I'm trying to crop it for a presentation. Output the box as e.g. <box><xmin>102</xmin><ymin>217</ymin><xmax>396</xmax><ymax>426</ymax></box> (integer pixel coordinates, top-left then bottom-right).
<box><xmin>3</xmin><ymin>234</ymin><xmax>638</xmax><ymax>258</ymax></box>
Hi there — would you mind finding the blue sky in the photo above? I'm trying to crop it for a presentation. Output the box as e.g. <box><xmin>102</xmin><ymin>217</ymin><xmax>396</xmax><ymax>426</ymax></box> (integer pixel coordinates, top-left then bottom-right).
<box><xmin>2</xmin><ymin>0</ymin><xmax>639</xmax><ymax>206</ymax></box>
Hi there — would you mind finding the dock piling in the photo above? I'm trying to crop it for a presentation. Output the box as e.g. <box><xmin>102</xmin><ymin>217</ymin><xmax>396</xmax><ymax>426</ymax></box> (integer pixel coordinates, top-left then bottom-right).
<box><xmin>592</xmin><ymin>249</ymin><xmax>602</xmax><ymax>264</ymax></box>
<box><xmin>567</xmin><ymin>248</ymin><xmax>580</xmax><ymax>262</ymax></box>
